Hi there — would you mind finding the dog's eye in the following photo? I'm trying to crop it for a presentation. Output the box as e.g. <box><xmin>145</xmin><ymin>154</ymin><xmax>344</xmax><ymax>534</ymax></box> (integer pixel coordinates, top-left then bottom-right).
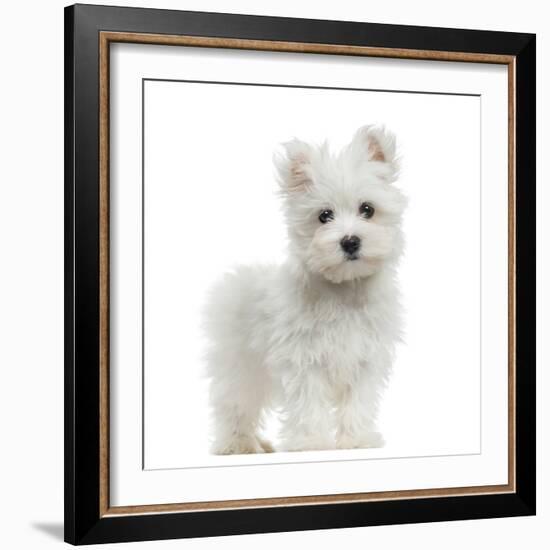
<box><xmin>359</xmin><ymin>202</ymin><xmax>375</xmax><ymax>219</ymax></box>
<box><xmin>318</xmin><ymin>209</ymin><xmax>334</xmax><ymax>224</ymax></box>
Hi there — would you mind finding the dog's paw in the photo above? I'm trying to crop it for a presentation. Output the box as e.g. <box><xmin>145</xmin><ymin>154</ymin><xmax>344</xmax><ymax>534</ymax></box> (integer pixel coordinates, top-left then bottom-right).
<box><xmin>336</xmin><ymin>431</ymin><xmax>385</xmax><ymax>450</ymax></box>
<box><xmin>211</xmin><ymin>435</ymin><xmax>270</xmax><ymax>455</ymax></box>
<box><xmin>258</xmin><ymin>436</ymin><xmax>275</xmax><ymax>453</ymax></box>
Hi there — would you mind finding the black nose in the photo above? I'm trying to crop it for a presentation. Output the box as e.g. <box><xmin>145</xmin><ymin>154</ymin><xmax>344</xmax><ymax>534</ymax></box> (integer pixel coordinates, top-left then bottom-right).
<box><xmin>340</xmin><ymin>235</ymin><xmax>361</xmax><ymax>255</ymax></box>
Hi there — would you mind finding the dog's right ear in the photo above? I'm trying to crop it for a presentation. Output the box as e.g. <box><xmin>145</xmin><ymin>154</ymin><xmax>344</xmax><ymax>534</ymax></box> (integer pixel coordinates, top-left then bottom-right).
<box><xmin>273</xmin><ymin>139</ymin><xmax>314</xmax><ymax>193</ymax></box>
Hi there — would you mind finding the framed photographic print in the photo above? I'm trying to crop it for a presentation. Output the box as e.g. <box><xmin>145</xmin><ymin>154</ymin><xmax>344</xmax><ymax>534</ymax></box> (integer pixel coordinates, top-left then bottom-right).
<box><xmin>64</xmin><ymin>3</ymin><xmax>536</xmax><ymax>545</ymax></box>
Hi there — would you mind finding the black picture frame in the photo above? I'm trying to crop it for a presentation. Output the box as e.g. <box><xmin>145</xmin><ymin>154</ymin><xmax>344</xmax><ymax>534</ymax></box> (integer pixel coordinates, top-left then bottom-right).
<box><xmin>65</xmin><ymin>3</ymin><xmax>536</xmax><ymax>545</ymax></box>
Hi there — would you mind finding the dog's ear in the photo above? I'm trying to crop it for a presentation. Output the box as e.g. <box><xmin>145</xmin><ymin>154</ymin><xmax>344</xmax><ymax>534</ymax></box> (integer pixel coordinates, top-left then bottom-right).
<box><xmin>273</xmin><ymin>139</ymin><xmax>314</xmax><ymax>193</ymax></box>
<box><xmin>352</xmin><ymin>125</ymin><xmax>399</xmax><ymax>180</ymax></box>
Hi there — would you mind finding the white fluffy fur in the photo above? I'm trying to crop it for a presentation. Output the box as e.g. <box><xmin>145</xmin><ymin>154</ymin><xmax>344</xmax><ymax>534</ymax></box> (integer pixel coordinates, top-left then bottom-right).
<box><xmin>203</xmin><ymin>125</ymin><xmax>406</xmax><ymax>454</ymax></box>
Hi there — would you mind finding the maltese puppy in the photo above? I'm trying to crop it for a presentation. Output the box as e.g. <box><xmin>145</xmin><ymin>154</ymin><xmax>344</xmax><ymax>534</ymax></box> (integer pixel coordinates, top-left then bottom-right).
<box><xmin>203</xmin><ymin>125</ymin><xmax>406</xmax><ymax>454</ymax></box>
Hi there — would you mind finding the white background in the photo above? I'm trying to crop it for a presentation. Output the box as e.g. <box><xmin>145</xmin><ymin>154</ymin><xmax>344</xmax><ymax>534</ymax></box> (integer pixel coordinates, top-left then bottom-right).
<box><xmin>0</xmin><ymin>0</ymin><xmax>545</xmax><ymax>548</ymax></box>
<box><xmin>142</xmin><ymin>69</ymin><xmax>482</xmax><ymax>470</ymax></box>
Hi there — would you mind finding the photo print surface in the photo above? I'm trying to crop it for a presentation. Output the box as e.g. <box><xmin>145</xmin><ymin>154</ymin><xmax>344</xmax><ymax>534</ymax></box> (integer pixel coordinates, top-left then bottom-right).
<box><xmin>142</xmin><ymin>80</ymin><xmax>481</xmax><ymax>467</ymax></box>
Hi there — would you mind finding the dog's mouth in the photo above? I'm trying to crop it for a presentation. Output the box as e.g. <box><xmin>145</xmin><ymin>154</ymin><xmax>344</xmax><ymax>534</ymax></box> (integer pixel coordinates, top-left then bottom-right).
<box><xmin>345</xmin><ymin>253</ymin><xmax>360</xmax><ymax>261</ymax></box>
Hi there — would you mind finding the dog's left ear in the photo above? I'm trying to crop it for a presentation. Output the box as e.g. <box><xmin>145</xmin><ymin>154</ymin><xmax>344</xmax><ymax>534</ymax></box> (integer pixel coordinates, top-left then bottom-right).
<box><xmin>352</xmin><ymin>125</ymin><xmax>399</xmax><ymax>181</ymax></box>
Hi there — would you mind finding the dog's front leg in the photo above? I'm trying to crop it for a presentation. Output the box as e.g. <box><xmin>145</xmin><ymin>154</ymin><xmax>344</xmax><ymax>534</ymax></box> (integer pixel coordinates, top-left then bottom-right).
<box><xmin>278</xmin><ymin>365</ymin><xmax>335</xmax><ymax>452</ymax></box>
<box><xmin>335</xmin><ymin>366</ymin><xmax>385</xmax><ymax>449</ymax></box>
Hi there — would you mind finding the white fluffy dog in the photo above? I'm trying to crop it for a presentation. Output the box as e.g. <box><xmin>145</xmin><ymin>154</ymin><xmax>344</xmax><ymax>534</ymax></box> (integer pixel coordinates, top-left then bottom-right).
<box><xmin>203</xmin><ymin>125</ymin><xmax>406</xmax><ymax>454</ymax></box>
